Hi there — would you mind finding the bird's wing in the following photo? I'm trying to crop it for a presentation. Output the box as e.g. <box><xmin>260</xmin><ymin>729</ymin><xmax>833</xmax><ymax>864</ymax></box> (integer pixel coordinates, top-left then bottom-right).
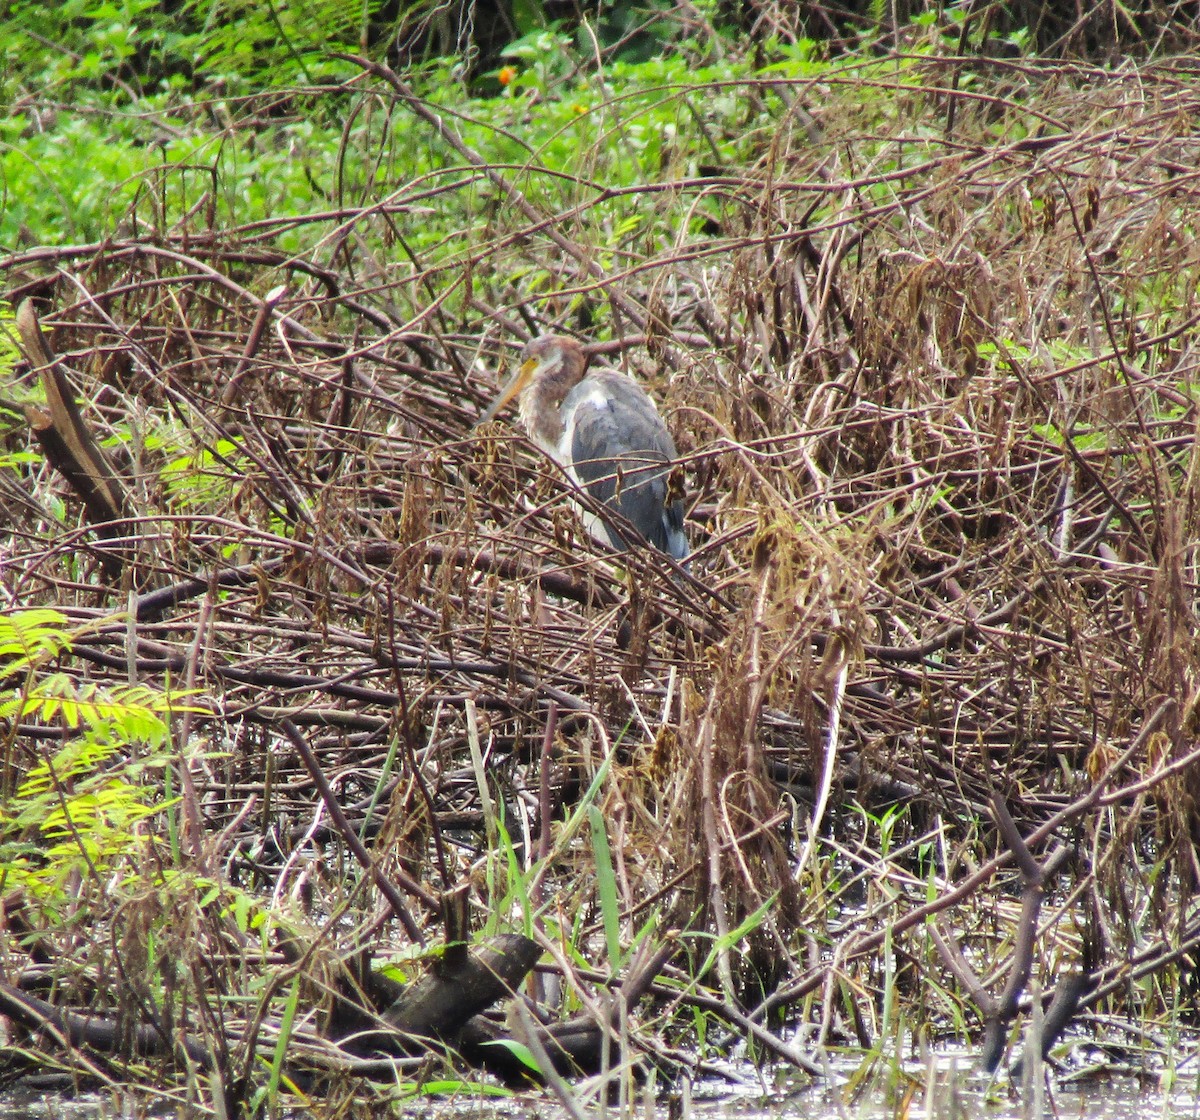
<box><xmin>563</xmin><ymin>373</ymin><xmax>688</xmax><ymax>559</ymax></box>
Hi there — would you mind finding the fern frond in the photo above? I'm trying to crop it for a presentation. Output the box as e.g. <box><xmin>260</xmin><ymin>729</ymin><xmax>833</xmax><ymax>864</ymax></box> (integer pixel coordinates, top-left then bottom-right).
<box><xmin>0</xmin><ymin>609</ymin><xmax>73</xmax><ymax>675</ymax></box>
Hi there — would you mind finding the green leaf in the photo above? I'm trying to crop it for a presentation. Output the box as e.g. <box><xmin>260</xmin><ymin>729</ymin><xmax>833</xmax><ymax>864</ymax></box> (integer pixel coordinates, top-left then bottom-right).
<box><xmin>478</xmin><ymin>1037</ymin><xmax>541</xmax><ymax>1075</ymax></box>
<box><xmin>588</xmin><ymin>805</ymin><xmax>622</xmax><ymax>970</ymax></box>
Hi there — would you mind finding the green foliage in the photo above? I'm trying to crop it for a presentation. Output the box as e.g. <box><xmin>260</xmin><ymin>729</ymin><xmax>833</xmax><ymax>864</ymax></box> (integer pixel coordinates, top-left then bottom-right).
<box><xmin>0</xmin><ymin>102</ymin><xmax>341</xmax><ymax>248</ymax></box>
<box><xmin>260</xmin><ymin>974</ymin><xmax>303</xmax><ymax>1112</ymax></box>
<box><xmin>479</xmin><ymin>1036</ymin><xmax>542</xmax><ymax>1076</ymax></box>
<box><xmin>0</xmin><ymin>0</ymin><xmax>379</xmax><ymax>246</ymax></box>
<box><xmin>0</xmin><ymin>608</ymin><xmax>74</xmax><ymax>676</ymax></box>
<box><xmin>160</xmin><ymin>436</ymin><xmax>256</xmax><ymax>510</ymax></box>
<box><xmin>0</xmin><ymin>612</ymin><xmax>321</xmax><ymax>1082</ymax></box>
<box><xmin>4</xmin><ymin>0</ymin><xmax>380</xmax><ymax>98</ymax></box>
<box><xmin>0</xmin><ymin>609</ymin><xmax>190</xmax><ymax>914</ymax></box>
<box><xmin>393</xmin><ymin>1079</ymin><xmax>514</xmax><ymax>1099</ymax></box>
<box><xmin>588</xmin><ymin>804</ymin><xmax>622</xmax><ymax>969</ymax></box>
<box><xmin>0</xmin><ymin>1</ymin><xmax>809</xmax><ymax>253</ymax></box>
<box><xmin>0</xmin><ymin>302</ymin><xmax>19</xmax><ymax>379</ymax></box>
<box><xmin>5</xmin><ymin>676</ymin><xmax>180</xmax><ymax>741</ymax></box>
<box><xmin>690</xmin><ymin>892</ymin><xmax>778</xmax><ymax>980</ymax></box>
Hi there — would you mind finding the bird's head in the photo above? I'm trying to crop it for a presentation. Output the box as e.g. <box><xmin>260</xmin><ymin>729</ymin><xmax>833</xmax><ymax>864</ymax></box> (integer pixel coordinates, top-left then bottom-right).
<box><xmin>477</xmin><ymin>335</ymin><xmax>588</xmax><ymax>426</ymax></box>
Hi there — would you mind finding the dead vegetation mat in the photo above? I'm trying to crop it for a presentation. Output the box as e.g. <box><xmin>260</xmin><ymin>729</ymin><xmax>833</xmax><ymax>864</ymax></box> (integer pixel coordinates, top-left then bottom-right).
<box><xmin>4</xmin><ymin>51</ymin><xmax>1200</xmax><ymax>1103</ymax></box>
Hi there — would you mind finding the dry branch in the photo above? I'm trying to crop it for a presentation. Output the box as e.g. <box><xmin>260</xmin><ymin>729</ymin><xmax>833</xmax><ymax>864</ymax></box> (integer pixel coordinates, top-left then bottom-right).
<box><xmin>14</xmin><ymin>300</ymin><xmax>130</xmax><ymax>580</ymax></box>
<box><xmin>6</xmin><ymin>49</ymin><xmax>1200</xmax><ymax>1095</ymax></box>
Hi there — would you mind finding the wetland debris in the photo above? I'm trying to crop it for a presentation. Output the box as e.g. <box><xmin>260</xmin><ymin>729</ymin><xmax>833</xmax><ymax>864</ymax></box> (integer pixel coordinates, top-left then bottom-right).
<box><xmin>5</xmin><ymin>38</ymin><xmax>1200</xmax><ymax>1108</ymax></box>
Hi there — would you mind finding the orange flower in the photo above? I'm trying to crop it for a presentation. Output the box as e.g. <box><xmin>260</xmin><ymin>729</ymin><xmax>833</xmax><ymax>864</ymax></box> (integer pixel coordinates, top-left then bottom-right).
<box><xmin>498</xmin><ymin>65</ymin><xmax>517</xmax><ymax>86</ymax></box>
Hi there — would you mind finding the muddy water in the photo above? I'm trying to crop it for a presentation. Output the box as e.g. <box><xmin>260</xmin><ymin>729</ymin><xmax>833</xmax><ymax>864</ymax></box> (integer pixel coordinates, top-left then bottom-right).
<box><xmin>0</xmin><ymin>1068</ymin><xmax>1196</xmax><ymax>1120</ymax></box>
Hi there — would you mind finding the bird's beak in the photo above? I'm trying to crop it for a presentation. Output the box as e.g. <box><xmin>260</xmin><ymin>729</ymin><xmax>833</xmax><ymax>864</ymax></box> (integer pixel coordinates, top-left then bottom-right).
<box><xmin>476</xmin><ymin>358</ymin><xmax>537</xmax><ymax>427</ymax></box>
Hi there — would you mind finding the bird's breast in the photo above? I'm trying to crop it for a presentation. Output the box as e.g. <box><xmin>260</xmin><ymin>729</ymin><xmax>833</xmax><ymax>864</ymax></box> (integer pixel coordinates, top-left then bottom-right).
<box><xmin>551</xmin><ymin>384</ymin><xmax>612</xmax><ymax>464</ymax></box>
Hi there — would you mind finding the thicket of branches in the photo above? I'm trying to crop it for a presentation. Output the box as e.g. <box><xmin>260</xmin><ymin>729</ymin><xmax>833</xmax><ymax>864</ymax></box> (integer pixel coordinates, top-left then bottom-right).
<box><xmin>4</xmin><ymin>27</ymin><xmax>1200</xmax><ymax>1110</ymax></box>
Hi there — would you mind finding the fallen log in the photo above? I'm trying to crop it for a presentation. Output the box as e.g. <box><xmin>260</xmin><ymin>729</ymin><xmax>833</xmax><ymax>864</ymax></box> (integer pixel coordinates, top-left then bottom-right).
<box><xmin>0</xmin><ymin>978</ymin><xmax>212</xmax><ymax>1067</ymax></box>
<box><xmin>15</xmin><ymin>300</ymin><xmax>131</xmax><ymax>582</ymax></box>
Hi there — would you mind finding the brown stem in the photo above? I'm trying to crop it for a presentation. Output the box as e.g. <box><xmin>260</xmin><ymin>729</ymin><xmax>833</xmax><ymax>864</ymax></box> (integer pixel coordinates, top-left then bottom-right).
<box><xmin>278</xmin><ymin>717</ymin><xmax>434</xmax><ymax>942</ymax></box>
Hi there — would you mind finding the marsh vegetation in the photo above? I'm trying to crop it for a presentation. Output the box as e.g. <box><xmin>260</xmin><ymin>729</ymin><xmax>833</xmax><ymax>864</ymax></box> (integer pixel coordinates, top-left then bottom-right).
<box><xmin>3</xmin><ymin>1</ymin><xmax>1200</xmax><ymax>1115</ymax></box>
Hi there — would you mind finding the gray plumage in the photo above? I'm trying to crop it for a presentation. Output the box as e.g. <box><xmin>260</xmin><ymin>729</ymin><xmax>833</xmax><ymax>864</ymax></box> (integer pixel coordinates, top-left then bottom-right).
<box><xmin>563</xmin><ymin>370</ymin><xmax>688</xmax><ymax>559</ymax></box>
<box><xmin>479</xmin><ymin>335</ymin><xmax>689</xmax><ymax>561</ymax></box>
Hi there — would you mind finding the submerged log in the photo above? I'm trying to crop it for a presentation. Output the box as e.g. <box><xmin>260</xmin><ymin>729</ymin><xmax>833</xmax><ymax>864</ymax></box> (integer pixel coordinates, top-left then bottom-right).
<box><xmin>382</xmin><ymin>932</ymin><xmax>542</xmax><ymax>1039</ymax></box>
<box><xmin>460</xmin><ymin>1008</ymin><xmax>620</xmax><ymax>1085</ymax></box>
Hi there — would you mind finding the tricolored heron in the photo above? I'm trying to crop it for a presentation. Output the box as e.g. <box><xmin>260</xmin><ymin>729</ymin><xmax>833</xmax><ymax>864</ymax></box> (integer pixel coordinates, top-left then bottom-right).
<box><xmin>478</xmin><ymin>336</ymin><xmax>688</xmax><ymax>561</ymax></box>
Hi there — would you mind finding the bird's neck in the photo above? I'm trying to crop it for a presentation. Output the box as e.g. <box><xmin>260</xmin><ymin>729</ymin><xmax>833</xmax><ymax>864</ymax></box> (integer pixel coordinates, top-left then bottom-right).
<box><xmin>519</xmin><ymin>391</ymin><xmax>565</xmax><ymax>457</ymax></box>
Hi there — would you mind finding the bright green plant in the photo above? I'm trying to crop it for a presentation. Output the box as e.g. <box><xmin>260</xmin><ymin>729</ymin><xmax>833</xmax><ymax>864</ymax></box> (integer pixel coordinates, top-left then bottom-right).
<box><xmin>588</xmin><ymin>804</ymin><xmax>622</xmax><ymax>969</ymax></box>
<box><xmin>0</xmin><ymin>302</ymin><xmax>18</xmax><ymax>379</ymax></box>
<box><xmin>160</xmin><ymin>436</ymin><xmax>257</xmax><ymax>510</ymax></box>
<box><xmin>0</xmin><ymin>0</ymin><xmax>824</xmax><ymax>257</ymax></box>
<box><xmin>0</xmin><ymin>609</ymin><xmax>191</xmax><ymax>914</ymax></box>
<box><xmin>0</xmin><ymin>608</ymin><xmax>74</xmax><ymax>674</ymax></box>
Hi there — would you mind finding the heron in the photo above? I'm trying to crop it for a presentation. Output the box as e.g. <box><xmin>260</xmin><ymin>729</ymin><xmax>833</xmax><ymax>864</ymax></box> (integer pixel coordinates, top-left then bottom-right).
<box><xmin>478</xmin><ymin>335</ymin><xmax>689</xmax><ymax>562</ymax></box>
